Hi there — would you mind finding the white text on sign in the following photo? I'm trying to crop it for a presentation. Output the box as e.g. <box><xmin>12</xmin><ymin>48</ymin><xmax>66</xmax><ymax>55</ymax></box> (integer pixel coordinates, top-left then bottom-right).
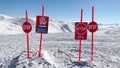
<box><xmin>88</xmin><ymin>25</ymin><xmax>97</xmax><ymax>30</ymax></box>
<box><xmin>23</xmin><ymin>25</ymin><xmax>31</xmax><ymax>30</ymax></box>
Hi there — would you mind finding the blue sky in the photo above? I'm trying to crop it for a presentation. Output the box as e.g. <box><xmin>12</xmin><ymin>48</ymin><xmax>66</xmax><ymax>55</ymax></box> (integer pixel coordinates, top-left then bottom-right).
<box><xmin>0</xmin><ymin>0</ymin><xmax>120</xmax><ymax>24</ymax></box>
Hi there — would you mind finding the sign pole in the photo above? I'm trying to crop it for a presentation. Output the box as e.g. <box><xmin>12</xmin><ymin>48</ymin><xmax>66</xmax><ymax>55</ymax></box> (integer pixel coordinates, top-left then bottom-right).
<box><xmin>22</xmin><ymin>10</ymin><xmax>32</xmax><ymax>59</ymax></box>
<box><xmin>42</xmin><ymin>6</ymin><xmax>44</xmax><ymax>17</ymax></box>
<box><xmin>91</xmin><ymin>6</ymin><xmax>94</xmax><ymax>61</ymax></box>
<box><xmin>38</xmin><ymin>33</ymin><xmax>43</xmax><ymax>57</ymax></box>
<box><xmin>38</xmin><ymin>6</ymin><xmax>44</xmax><ymax>58</ymax></box>
<box><xmin>26</xmin><ymin>11</ymin><xmax>30</xmax><ymax>59</ymax></box>
<box><xmin>91</xmin><ymin>32</ymin><xmax>94</xmax><ymax>61</ymax></box>
<box><xmin>88</xmin><ymin>6</ymin><xmax>98</xmax><ymax>61</ymax></box>
<box><xmin>26</xmin><ymin>33</ymin><xmax>30</xmax><ymax>59</ymax></box>
<box><xmin>92</xmin><ymin>7</ymin><xmax>94</xmax><ymax>22</ymax></box>
<box><xmin>80</xmin><ymin>9</ymin><xmax>83</xmax><ymax>22</ymax></box>
<box><xmin>26</xmin><ymin>10</ymin><xmax>28</xmax><ymax>22</ymax></box>
<box><xmin>78</xmin><ymin>40</ymin><xmax>81</xmax><ymax>61</ymax></box>
<box><xmin>78</xmin><ymin>9</ymin><xmax>83</xmax><ymax>61</ymax></box>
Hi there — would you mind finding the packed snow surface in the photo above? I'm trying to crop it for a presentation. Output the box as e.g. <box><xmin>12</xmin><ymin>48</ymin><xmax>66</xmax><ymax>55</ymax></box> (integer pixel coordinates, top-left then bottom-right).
<box><xmin>0</xmin><ymin>14</ymin><xmax>120</xmax><ymax>68</ymax></box>
<box><xmin>0</xmin><ymin>29</ymin><xmax>120</xmax><ymax>68</ymax></box>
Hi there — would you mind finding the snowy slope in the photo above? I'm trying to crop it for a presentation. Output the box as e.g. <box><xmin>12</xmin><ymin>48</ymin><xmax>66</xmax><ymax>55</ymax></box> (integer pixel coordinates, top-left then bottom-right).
<box><xmin>0</xmin><ymin>14</ymin><xmax>13</xmax><ymax>20</ymax></box>
<box><xmin>0</xmin><ymin>27</ymin><xmax>120</xmax><ymax>68</ymax></box>
<box><xmin>49</xmin><ymin>19</ymin><xmax>74</xmax><ymax>33</ymax></box>
<box><xmin>0</xmin><ymin>21</ymin><xmax>22</xmax><ymax>35</ymax></box>
<box><xmin>0</xmin><ymin>14</ymin><xmax>23</xmax><ymax>35</ymax></box>
<box><xmin>0</xmin><ymin>14</ymin><xmax>120</xmax><ymax>68</ymax></box>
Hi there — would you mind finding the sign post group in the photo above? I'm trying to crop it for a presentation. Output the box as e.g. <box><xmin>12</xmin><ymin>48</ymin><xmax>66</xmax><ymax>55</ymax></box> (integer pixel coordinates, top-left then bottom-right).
<box><xmin>21</xmin><ymin>6</ymin><xmax>98</xmax><ymax>61</ymax></box>
<box><xmin>75</xmin><ymin>6</ymin><xmax>98</xmax><ymax>61</ymax></box>
<box><xmin>22</xmin><ymin>6</ymin><xmax>49</xmax><ymax>59</ymax></box>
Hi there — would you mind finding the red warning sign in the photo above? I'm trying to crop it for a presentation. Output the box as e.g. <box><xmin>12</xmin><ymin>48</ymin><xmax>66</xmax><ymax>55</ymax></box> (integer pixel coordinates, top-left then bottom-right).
<box><xmin>75</xmin><ymin>22</ymin><xmax>88</xmax><ymax>40</ymax></box>
<box><xmin>88</xmin><ymin>21</ymin><xmax>98</xmax><ymax>33</ymax></box>
<box><xmin>22</xmin><ymin>22</ymin><xmax>32</xmax><ymax>33</ymax></box>
<box><xmin>36</xmin><ymin>16</ymin><xmax>49</xmax><ymax>33</ymax></box>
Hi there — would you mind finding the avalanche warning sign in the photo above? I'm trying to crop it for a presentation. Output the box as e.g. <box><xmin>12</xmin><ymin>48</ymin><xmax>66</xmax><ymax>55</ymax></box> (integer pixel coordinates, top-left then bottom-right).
<box><xmin>36</xmin><ymin>16</ymin><xmax>49</xmax><ymax>34</ymax></box>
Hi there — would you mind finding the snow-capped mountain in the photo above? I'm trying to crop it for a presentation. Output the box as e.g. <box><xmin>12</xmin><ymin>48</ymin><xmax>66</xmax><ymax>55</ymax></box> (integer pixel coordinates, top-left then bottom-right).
<box><xmin>0</xmin><ymin>14</ymin><xmax>75</xmax><ymax>35</ymax></box>
<box><xmin>0</xmin><ymin>14</ymin><xmax>120</xmax><ymax>35</ymax></box>
<box><xmin>0</xmin><ymin>14</ymin><xmax>13</xmax><ymax>20</ymax></box>
<box><xmin>0</xmin><ymin>14</ymin><xmax>22</xmax><ymax>35</ymax></box>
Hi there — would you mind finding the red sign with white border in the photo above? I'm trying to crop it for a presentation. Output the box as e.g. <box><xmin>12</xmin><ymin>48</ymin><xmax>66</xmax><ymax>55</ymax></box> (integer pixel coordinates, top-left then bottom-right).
<box><xmin>36</xmin><ymin>16</ymin><xmax>49</xmax><ymax>34</ymax></box>
<box><xmin>22</xmin><ymin>22</ymin><xmax>32</xmax><ymax>33</ymax></box>
<box><xmin>88</xmin><ymin>21</ymin><xmax>98</xmax><ymax>33</ymax></box>
<box><xmin>75</xmin><ymin>22</ymin><xmax>88</xmax><ymax>40</ymax></box>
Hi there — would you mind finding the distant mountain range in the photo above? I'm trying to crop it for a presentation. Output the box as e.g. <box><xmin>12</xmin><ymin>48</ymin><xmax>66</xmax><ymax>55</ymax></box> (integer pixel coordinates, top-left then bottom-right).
<box><xmin>0</xmin><ymin>14</ymin><xmax>119</xmax><ymax>35</ymax></box>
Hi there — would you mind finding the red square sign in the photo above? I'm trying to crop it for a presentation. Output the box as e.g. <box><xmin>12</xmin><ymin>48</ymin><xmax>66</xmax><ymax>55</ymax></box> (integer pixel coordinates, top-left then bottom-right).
<box><xmin>36</xmin><ymin>16</ymin><xmax>49</xmax><ymax>34</ymax></box>
<box><xmin>75</xmin><ymin>22</ymin><xmax>88</xmax><ymax>40</ymax></box>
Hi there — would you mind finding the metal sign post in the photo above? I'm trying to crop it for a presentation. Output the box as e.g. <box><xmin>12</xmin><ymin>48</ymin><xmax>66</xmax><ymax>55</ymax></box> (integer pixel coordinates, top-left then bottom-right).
<box><xmin>22</xmin><ymin>10</ymin><xmax>32</xmax><ymax>59</ymax></box>
<box><xmin>36</xmin><ymin>6</ymin><xmax>49</xmax><ymax>58</ymax></box>
<box><xmin>75</xmin><ymin>9</ymin><xmax>88</xmax><ymax>61</ymax></box>
<box><xmin>88</xmin><ymin>6</ymin><xmax>98</xmax><ymax>61</ymax></box>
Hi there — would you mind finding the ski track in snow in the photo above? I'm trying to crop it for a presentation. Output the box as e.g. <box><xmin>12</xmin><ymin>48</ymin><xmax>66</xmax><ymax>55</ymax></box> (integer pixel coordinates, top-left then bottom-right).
<box><xmin>0</xmin><ymin>27</ymin><xmax>120</xmax><ymax>68</ymax></box>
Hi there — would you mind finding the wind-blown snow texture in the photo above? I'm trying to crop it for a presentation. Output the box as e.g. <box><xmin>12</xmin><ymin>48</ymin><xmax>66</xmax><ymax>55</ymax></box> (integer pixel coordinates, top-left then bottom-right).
<box><xmin>0</xmin><ymin>14</ymin><xmax>120</xmax><ymax>68</ymax></box>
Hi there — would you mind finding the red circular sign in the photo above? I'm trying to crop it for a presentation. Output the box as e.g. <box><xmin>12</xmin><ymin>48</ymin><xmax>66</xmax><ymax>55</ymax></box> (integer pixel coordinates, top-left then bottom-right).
<box><xmin>88</xmin><ymin>21</ymin><xmax>98</xmax><ymax>32</ymax></box>
<box><xmin>22</xmin><ymin>22</ymin><xmax>32</xmax><ymax>33</ymax></box>
<box><xmin>76</xmin><ymin>23</ymin><xmax>87</xmax><ymax>35</ymax></box>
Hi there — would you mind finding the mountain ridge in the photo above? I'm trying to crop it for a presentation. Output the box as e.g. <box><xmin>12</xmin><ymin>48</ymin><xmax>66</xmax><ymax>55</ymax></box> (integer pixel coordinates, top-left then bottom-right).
<box><xmin>0</xmin><ymin>14</ymin><xmax>119</xmax><ymax>35</ymax></box>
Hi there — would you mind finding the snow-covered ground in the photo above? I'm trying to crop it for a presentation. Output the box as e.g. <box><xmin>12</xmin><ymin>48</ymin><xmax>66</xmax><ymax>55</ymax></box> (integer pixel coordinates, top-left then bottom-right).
<box><xmin>0</xmin><ymin>14</ymin><xmax>120</xmax><ymax>68</ymax></box>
